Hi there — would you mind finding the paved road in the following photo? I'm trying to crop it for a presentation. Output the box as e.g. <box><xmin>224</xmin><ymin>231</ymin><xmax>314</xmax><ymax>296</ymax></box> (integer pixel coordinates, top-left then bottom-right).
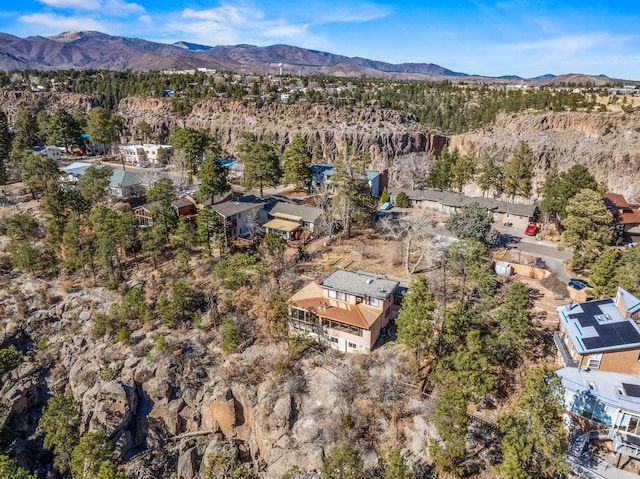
<box><xmin>429</xmin><ymin>223</ymin><xmax>573</xmax><ymax>282</ymax></box>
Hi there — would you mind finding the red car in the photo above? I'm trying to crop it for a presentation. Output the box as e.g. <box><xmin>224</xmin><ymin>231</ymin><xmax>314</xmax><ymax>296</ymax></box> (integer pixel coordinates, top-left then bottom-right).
<box><xmin>525</xmin><ymin>223</ymin><xmax>538</xmax><ymax>236</ymax></box>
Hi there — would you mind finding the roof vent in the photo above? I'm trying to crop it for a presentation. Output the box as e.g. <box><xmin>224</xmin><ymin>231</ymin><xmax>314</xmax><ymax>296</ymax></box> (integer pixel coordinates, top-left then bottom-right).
<box><xmin>377</xmin><ymin>287</ymin><xmax>385</xmax><ymax>293</ymax></box>
<box><xmin>365</xmin><ymin>278</ymin><xmax>374</xmax><ymax>284</ymax></box>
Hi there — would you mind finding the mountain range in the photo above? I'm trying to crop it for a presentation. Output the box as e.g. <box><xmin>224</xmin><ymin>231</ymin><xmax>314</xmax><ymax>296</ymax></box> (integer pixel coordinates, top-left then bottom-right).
<box><xmin>0</xmin><ymin>30</ymin><xmax>615</xmax><ymax>84</ymax></box>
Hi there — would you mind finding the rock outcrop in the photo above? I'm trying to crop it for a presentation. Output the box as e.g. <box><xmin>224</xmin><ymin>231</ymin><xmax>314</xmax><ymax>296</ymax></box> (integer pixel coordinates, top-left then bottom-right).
<box><xmin>451</xmin><ymin>111</ymin><xmax>640</xmax><ymax>200</ymax></box>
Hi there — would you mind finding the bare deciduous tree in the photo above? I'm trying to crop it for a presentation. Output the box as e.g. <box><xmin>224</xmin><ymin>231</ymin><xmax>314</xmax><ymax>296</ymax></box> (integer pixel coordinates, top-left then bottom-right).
<box><xmin>378</xmin><ymin>214</ymin><xmax>437</xmax><ymax>275</ymax></box>
<box><xmin>390</xmin><ymin>152</ymin><xmax>433</xmax><ymax>190</ymax></box>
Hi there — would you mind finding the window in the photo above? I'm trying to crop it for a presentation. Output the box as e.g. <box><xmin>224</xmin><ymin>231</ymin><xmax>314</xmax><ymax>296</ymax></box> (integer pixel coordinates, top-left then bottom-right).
<box><xmin>337</xmin><ymin>291</ymin><xmax>348</xmax><ymax>301</ymax></box>
<box><xmin>588</xmin><ymin>353</ymin><xmax>603</xmax><ymax>369</ymax></box>
<box><xmin>365</xmin><ymin>297</ymin><xmax>379</xmax><ymax>307</ymax></box>
<box><xmin>330</xmin><ymin>337</ymin><xmax>339</xmax><ymax>344</ymax></box>
<box><xmin>348</xmin><ymin>342</ymin><xmax>356</xmax><ymax>349</ymax></box>
<box><xmin>328</xmin><ymin>290</ymin><xmax>337</xmax><ymax>299</ymax></box>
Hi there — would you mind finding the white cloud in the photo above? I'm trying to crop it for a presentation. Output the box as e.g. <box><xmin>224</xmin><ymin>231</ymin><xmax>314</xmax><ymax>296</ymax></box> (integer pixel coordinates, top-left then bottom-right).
<box><xmin>18</xmin><ymin>12</ymin><xmax>105</xmax><ymax>32</ymax></box>
<box><xmin>166</xmin><ymin>4</ymin><xmax>320</xmax><ymax>46</ymax></box>
<box><xmin>104</xmin><ymin>0</ymin><xmax>145</xmax><ymax>15</ymax></box>
<box><xmin>310</xmin><ymin>2</ymin><xmax>393</xmax><ymax>23</ymax></box>
<box><xmin>37</xmin><ymin>0</ymin><xmax>102</xmax><ymax>9</ymax></box>
<box><xmin>36</xmin><ymin>0</ymin><xmax>144</xmax><ymax>15</ymax></box>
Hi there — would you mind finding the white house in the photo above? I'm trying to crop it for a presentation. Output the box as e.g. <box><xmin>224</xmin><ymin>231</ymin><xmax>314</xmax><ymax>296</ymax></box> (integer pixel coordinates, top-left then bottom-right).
<box><xmin>32</xmin><ymin>146</ymin><xmax>64</xmax><ymax>161</ymax></box>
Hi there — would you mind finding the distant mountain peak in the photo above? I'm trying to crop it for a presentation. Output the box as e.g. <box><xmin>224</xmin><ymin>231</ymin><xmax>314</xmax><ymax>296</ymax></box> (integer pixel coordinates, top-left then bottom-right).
<box><xmin>0</xmin><ymin>30</ymin><xmax>630</xmax><ymax>82</ymax></box>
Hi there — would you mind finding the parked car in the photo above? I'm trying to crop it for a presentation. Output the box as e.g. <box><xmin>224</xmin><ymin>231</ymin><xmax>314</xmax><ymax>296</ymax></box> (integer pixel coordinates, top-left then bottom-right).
<box><xmin>568</xmin><ymin>278</ymin><xmax>591</xmax><ymax>290</ymax></box>
<box><xmin>525</xmin><ymin>223</ymin><xmax>538</xmax><ymax>236</ymax></box>
<box><xmin>379</xmin><ymin>202</ymin><xmax>393</xmax><ymax>211</ymax></box>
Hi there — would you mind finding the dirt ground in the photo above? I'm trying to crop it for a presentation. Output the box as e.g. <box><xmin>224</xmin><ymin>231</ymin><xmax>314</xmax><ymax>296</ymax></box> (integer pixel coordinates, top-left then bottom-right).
<box><xmin>299</xmin><ymin>227</ymin><xmax>565</xmax><ymax>330</ymax></box>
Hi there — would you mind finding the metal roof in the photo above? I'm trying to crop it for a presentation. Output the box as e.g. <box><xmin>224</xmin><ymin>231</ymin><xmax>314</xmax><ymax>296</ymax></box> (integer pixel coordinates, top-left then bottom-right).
<box><xmin>212</xmin><ymin>196</ymin><xmax>266</xmax><ymax>218</ymax></box>
<box><xmin>269</xmin><ymin>201</ymin><xmax>321</xmax><ymax>223</ymax></box>
<box><xmin>319</xmin><ymin>269</ymin><xmax>399</xmax><ymax>300</ymax></box>
<box><xmin>263</xmin><ymin>218</ymin><xmax>300</xmax><ymax>232</ymax></box>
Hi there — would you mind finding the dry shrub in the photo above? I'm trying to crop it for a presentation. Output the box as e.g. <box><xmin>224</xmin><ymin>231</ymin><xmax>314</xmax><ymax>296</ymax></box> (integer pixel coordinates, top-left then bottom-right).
<box><xmin>13</xmin><ymin>291</ymin><xmax>28</xmax><ymax>318</ymax></box>
<box><xmin>60</xmin><ymin>280</ymin><xmax>74</xmax><ymax>294</ymax></box>
<box><xmin>0</xmin><ymin>253</ymin><xmax>12</xmax><ymax>271</ymax></box>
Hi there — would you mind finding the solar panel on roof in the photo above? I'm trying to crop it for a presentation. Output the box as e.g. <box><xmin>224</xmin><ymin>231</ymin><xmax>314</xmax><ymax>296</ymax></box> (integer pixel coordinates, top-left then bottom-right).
<box><xmin>623</xmin><ymin>383</ymin><xmax>640</xmax><ymax>398</ymax></box>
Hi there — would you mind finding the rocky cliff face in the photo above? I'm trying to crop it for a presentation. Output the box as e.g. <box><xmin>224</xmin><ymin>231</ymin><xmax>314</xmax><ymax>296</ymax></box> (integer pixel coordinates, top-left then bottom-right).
<box><xmin>116</xmin><ymin>97</ymin><xmax>447</xmax><ymax>168</ymax></box>
<box><xmin>0</xmin><ymin>275</ymin><xmax>437</xmax><ymax>478</ymax></box>
<box><xmin>2</xmin><ymin>91</ymin><xmax>639</xmax><ymax>199</ymax></box>
<box><xmin>451</xmin><ymin>111</ymin><xmax>640</xmax><ymax>201</ymax></box>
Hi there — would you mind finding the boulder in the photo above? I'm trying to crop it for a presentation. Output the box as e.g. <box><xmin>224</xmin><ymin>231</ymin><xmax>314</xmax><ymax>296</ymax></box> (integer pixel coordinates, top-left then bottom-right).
<box><xmin>177</xmin><ymin>446</ymin><xmax>199</xmax><ymax>479</ymax></box>
<box><xmin>83</xmin><ymin>380</ymin><xmax>137</xmax><ymax>444</ymax></box>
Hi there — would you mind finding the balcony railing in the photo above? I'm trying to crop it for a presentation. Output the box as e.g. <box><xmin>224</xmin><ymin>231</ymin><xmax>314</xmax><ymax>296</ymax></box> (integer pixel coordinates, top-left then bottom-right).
<box><xmin>554</xmin><ymin>331</ymin><xmax>578</xmax><ymax>368</ymax></box>
<box><xmin>610</xmin><ymin>429</ymin><xmax>640</xmax><ymax>460</ymax></box>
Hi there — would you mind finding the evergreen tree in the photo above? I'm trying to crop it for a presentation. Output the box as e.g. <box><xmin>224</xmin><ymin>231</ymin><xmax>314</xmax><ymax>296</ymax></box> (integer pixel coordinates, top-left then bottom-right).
<box><xmin>322</xmin><ymin>443</ymin><xmax>364</xmax><ymax>479</ymax></box>
<box><xmin>196</xmin><ymin>154</ymin><xmax>230</xmax><ymax>205</ymax></box>
<box><xmin>171</xmin><ymin>217</ymin><xmax>195</xmax><ymax>267</ymax></box>
<box><xmin>168</xmin><ymin>126</ymin><xmax>219</xmax><ymax>175</ymax></box>
<box><xmin>281</xmin><ymin>137</ymin><xmax>312</xmax><ymax>189</ymax></box>
<box><xmin>450</xmin><ymin>152</ymin><xmax>475</xmax><ymax>192</ymax></box>
<box><xmin>394</xmin><ymin>191</ymin><xmax>408</xmax><ymax>207</ymax></box>
<box><xmin>396</xmin><ymin>276</ymin><xmax>437</xmax><ymax>369</ymax></box>
<box><xmin>6</xmin><ymin>213</ymin><xmax>43</xmax><ymax>274</ymax></box>
<box><xmin>39</xmin><ymin>394</ymin><xmax>81</xmax><ymax>474</ymax></box>
<box><xmin>86</xmin><ymin>107</ymin><xmax>116</xmax><ymax>156</ymax></box>
<box><xmin>196</xmin><ymin>205</ymin><xmax>223</xmax><ymax>257</ymax></box>
<box><xmin>70</xmin><ymin>432</ymin><xmax>115</xmax><ymax>479</ymax></box>
<box><xmin>95</xmin><ymin>460</ymin><xmax>129</xmax><ymax>479</ymax></box>
<box><xmin>77</xmin><ymin>163</ymin><xmax>112</xmax><ymax>205</ymax></box>
<box><xmin>47</xmin><ymin>107</ymin><xmax>83</xmax><ymax>152</ymax></box>
<box><xmin>242</xmin><ymin>141</ymin><xmax>282</xmax><ymax>198</ymax></box>
<box><xmin>561</xmin><ymin>188</ymin><xmax>614</xmax><ymax>270</ymax></box>
<box><xmin>495</xmin><ymin>282</ymin><xmax>533</xmax><ymax>361</ymax></box>
<box><xmin>476</xmin><ymin>149</ymin><xmax>504</xmax><ymax>197</ymax></box>
<box><xmin>498</xmin><ymin>365</ymin><xmax>569</xmax><ymax>479</ymax></box>
<box><xmin>0</xmin><ymin>455</ymin><xmax>36</xmax><ymax>479</ymax></box>
<box><xmin>539</xmin><ymin>165</ymin><xmax>600</xmax><ymax>223</ymax></box>
<box><xmin>429</xmin><ymin>384</ymin><xmax>469</xmax><ymax>476</ymax></box>
<box><xmin>0</xmin><ymin>345</ymin><xmax>23</xmax><ymax>377</ymax></box>
<box><xmin>380</xmin><ymin>186</ymin><xmax>390</xmax><ymax>204</ymax></box>
<box><xmin>19</xmin><ymin>154</ymin><xmax>59</xmax><ymax>199</ymax></box>
<box><xmin>445</xmin><ymin>202</ymin><xmax>498</xmax><ymax>245</ymax></box>
<box><xmin>590</xmin><ymin>248</ymin><xmax>622</xmax><ymax>297</ymax></box>
<box><xmin>384</xmin><ymin>448</ymin><xmax>412</xmax><ymax>479</ymax></box>
<box><xmin>614</xmin><ymin>244</ymin><xmax>640</xmax><ymax>296</ymax></box>
<box><xmin>426</xmin><ymin>147</ymin><xmax>454</xmax><ymax>190</ymax></box>
<box><xmin>503</xmin><ymin>140</ymin><xmax>533</xmax><ymax>201</ymax></box>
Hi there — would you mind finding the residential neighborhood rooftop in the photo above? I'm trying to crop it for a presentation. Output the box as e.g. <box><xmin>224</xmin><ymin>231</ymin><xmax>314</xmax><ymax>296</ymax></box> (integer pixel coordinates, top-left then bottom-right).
<box><xmin>268</xmin><ymin>201</ymin><xmax>321</xmax><ymax>223</ymax></box>
<box><xmin>110</xmin><ymin>169</ymin><xmax>140</xmax><ymax>187</ymax></box>
<box><xmin>319</xmin><ymin>269</ymin><xmax>399</xmax><ymax>300</ymax></box>
<box><xmin>557</xmin><ymin>289</ymin><xmax>640</xmax><ymax>354</ymax></box>
<box><xmin>557</xmin><ymin>366</ymin><xmax>640</xmax><ymax>415</ymax></box>
<box><xmin>289</xmin><ymin>281</ymin><xmax>380</xmax><ymax>329</ymax></box>
<box><xmin>212</xmin><ymin>196</ymin><xmax>267</xmax><ymax>217</ymax></box>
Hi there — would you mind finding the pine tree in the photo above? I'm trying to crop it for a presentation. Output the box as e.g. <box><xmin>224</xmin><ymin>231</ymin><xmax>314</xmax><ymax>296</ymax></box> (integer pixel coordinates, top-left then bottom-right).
<box><xmin>498</xmin><ymin>365</ymin><xmax>569</xmax><ymax>479</ymax></box>
<box><xmin>396</xmin><ymin>276</ymin><xmax>437</xmax><ymax>369</ymax></box>
<box><xmin>503</xmin><ymin>140</ymin><xmax>533</xmax><ymax>201</ymax></box>
<box><xmin>39</xmin><ymin>394</ymin><xmax>81</xmax><ymax>473</ymax></box>
<box><xmin>281</xmin><ymin>137</ymin><xmax>312</xmax><ymax>190</ymax></box>
<box><xmin>242</xmin><ymin>141</ymin><xmax>282</xmax><ymax>198</ymax></box>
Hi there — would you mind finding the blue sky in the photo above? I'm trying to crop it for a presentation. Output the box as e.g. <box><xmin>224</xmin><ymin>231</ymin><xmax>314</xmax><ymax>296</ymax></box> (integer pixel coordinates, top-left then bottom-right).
<box><xmin>1</xmin><ymin>0</ymin><xmax>640</xmax><ymax>79</ymax></box>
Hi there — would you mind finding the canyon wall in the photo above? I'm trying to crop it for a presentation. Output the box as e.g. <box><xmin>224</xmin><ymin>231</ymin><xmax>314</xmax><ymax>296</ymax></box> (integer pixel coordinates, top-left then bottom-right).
<box><xmin>2</xmin><ymin>91</ymin><xmax>640</xmax><ymax>200</ymax></box>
